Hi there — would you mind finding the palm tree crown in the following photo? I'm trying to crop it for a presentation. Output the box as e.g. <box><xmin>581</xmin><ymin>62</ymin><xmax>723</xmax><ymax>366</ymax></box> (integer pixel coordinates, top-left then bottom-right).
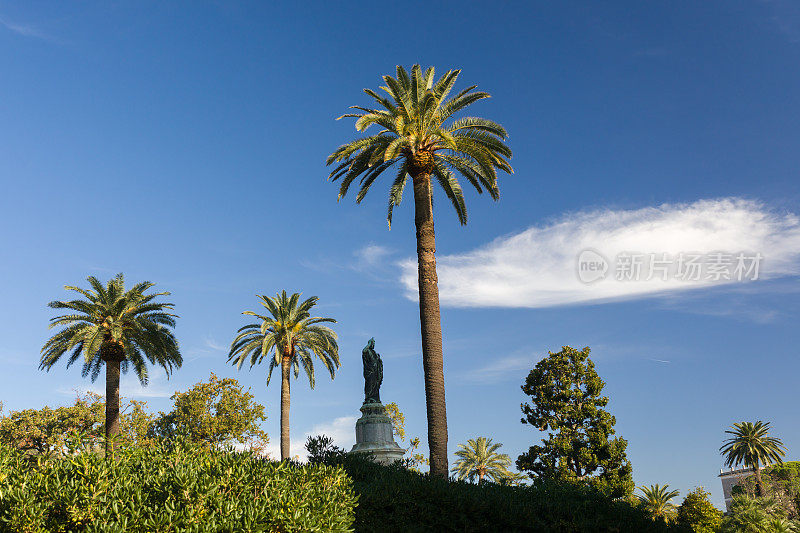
<box><xmin>637</xmin><ymin>484</ymin><xmax>679</xmax><ymax>522</ymax></box>
<box><xmin>40</xmin><ymin>274</ymin><xmax>180</xmax><ymax>384</ymax></box>
<box><xmin>720</xmin><ymin>421</ymin><xmax>786</xmax><ymax>497</ymax></box>
<box><xmin>228</xmin><ymin>291</ymin><xmax>339</xmax><ymax>460</ymax></box>
<box><xmin>720</xmin><ymin>421</ymin><xmax>786</xmax><ymax>471</ymax></box>
<box><xmin>228</xmin><ymin>291</ymin><xmax>339</xmax><ymax>387</ymax></box>
<box><xmin>451</xmin><ymin>436</ymin><xmax>516</xmax><ymax>484</ymax></box>
<box><xmin>327</xmin><ymin>64</ymin><xmax>513</xmax><ymax>226</ymax></box>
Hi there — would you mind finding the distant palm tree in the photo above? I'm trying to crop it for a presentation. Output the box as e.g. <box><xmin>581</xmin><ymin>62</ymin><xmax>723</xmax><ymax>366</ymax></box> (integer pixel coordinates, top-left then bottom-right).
<box><xmin>451</xmin><ymin>437</ymin><xmax>517</xmax><ymax>484</ymax></box>
<box><xmin>637</xmin><ymin>484</ymin><xmax>679</xmax><ymax>522</ymax></box>
<box><xmin>720</xmin><ymin>421</ymin><xmax>786</xmax><ymax>497</ymax></box>
<box><xmin>228</xmin><ymin>291</ymin><xmax>339</xmax><ymax>460</ymax></box>
<box><xmin>40</xmin><ymin>274</ymin><xmax>181</xmax><ymax>452</ymax></box>
<box><xmin>328</xmin><ymin>65</ymin><xmax>512</xmax><ymax>477</ymax></box>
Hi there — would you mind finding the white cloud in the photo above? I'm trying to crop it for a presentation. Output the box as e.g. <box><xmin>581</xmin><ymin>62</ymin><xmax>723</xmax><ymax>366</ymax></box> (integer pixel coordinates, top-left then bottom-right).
<box><xmin>0</xmin><ymin>16</ymin><xmax>49</xmax><ymax>39</ymax></box>
<box><xmin>354</xmin><ymin>244</ymin><xmax>393</xmax><ymax>269</ymax></box>
<box><xmin>400</xmin><ymin>198</ymin><xmax>800</xmax><ymax>308</ymax></box>
<box><xmin>262</xmin><ymin>415</ymin><xmax>357</xmax><ymax>462</ymax></box>
<box><xmin>460</xmin><ymin>355</ymin><xmax>535</xmax><ymax>384</ymax></box>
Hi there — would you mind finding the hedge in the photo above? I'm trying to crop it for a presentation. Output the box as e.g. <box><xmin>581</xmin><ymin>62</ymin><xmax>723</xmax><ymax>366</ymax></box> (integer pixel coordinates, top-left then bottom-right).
<box><xmin>0</xmin><ymin>441</ymin><xmax>356</xmax><ymax>532</ymax></box>
<box><xmin>330</xmin><ymin>454</ymin><xmax>682</xmax><ymax>533</ymax></box>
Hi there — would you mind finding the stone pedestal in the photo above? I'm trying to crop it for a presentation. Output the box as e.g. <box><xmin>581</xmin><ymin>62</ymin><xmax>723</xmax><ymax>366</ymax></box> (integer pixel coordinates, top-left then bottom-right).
<box><xmin>349</xmin><ymin>401</ymin><xmax>405</xmax><ymax>465</ymax></box>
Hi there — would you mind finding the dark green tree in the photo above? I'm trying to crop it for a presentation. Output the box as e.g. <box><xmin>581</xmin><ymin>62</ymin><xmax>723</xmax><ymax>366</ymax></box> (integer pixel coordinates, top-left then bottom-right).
<box><xmin>228</xmin><ymin>291</ymin><xmax>339</xmax><ymax>460</ymax></box>
<box><xmin>721</xmin><ymin>421</ymin><xmax>787</xmax><ymax>497</ymax></box>
<box><xmin>40</xmin><ymin>274</ymin><xmax>181</xmax><ymax>452</ymax></box>
<box><xmin>516</xmin><ymin>346</ymin><xmax>633</xmax><ymax>498</ymax></box>
<box><xmin>150</xmin><ymin>373</ymin><xmax>268</xmax><ymax>450</ymax></box>
<box><xmin>328</xmin><ymin>65</ymin><xmax>512</xmax><ymax>477</ymax></box>
<box><xmin>677</xmin><ymin>487</ymin><xmax>724</xmax><ymax>533</ymax></box>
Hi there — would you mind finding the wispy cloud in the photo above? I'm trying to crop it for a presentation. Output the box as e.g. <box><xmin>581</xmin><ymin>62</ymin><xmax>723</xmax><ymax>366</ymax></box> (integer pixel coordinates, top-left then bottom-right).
<box><xmin>354</xmin><ymin>244</ymin><xmax>393</xmax><ymax>269</ymax></box>
<box><xmin>764</xmin><ymin>0</ymin><xmax>800</xmax><ymax>43</ymax></box>
<box><xmin>203</xmin><ymin>337</ymin><xmax>226</xmax><ymax>352</ymax></box>
<box><xmin>460</xmin><ymin>355</ymin><xmax>535</xmax><ymax>384</ymax></box>
<box><xmin>0</xmin><ymin>15</ymin><xmax>50</xmax><ymax>40</ymax></box>
<box><xmin>399</xmin><ymin>198</ymin><xmax>800</xmax><ymax>308</ymax></box>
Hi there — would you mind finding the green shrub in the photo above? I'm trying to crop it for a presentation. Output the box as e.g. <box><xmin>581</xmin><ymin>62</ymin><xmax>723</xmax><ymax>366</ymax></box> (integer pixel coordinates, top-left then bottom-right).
<box><xmin>322</xmin><ymin>452</ymin><xmax>681</xmax><ymax>532</ymax></box>
<box><xmin>0</xmin><ymin>440</ymin><xmax>356</xmax><ymax>532</ymax></box>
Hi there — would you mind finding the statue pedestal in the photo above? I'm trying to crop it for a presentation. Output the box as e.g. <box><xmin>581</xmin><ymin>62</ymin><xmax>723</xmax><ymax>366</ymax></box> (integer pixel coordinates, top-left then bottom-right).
<box><xmin>349</xmin><ymin>401</ymin><xmax>405</xmax><ymax>465</ymax></box>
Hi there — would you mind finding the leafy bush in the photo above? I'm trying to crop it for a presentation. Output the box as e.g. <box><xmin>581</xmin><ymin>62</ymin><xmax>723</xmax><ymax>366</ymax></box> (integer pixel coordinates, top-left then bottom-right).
<box><xmin>307</xmin><ymin>441</ymin><xmax>679</xmax><ymax>533</ymax></box>
<box><xmin>677</xmin><ymin>487</ymin><xmax>723</xmax><ymax>533</ymax></box>
<box><xmin>0</xmin><ymin>440</ymin><xmax>356</xmax><ymax>532</ymax></box>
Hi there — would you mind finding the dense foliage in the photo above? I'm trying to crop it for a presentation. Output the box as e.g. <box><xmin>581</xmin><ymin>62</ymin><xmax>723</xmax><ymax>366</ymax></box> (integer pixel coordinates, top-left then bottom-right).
<box><xmin>0</xmin><ymin>393</ymin><xmax>103</xmax><ymax>459</ymax></box>
<box><xmin>721</xmin><ymin>494</ymin><xmax>800</xmax><ymax>532</ymax></box>
<box><xmin>306</xmin><ymin>437</ymin><xmax>677</xmax><ymax>533</ymax></box>
<box><xmin>0</xmin><ymin>440</ymin><xmax>356</xmax><ymax>532</ymax></box>
<box><xmin>676</xmin><ymin>488</ymin><xmax>724</xmax><ymax>533</ymax></box>
<box><xmin>733</xmin><ymin>462</ymin><xmax>800</xmax><ymax>519</ymax></box>
<box><xmin>150</xmin><ymin>373</ymin><xmax>268</xmax><ymax>451</ymax></box>
<box><xmin>517</xmin><ymin>346</ymin><xmax>634</xmax><ymax>498</ymax></box>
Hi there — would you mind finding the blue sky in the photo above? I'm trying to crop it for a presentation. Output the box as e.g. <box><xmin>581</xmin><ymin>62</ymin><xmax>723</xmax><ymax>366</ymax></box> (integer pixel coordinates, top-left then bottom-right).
<box><xmin>1</xmin><ymin>1</ymin><xmax>799</xmax><ymax>507</ymax></box>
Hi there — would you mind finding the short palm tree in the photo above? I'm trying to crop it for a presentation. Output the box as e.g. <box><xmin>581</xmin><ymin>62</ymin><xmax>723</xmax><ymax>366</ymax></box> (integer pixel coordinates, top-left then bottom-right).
<box><xmin>637</xmin><ymin>484</ymin><xmax>679</xmax><ymax>522</ymax></box>
<box><xmin>40</xmin><ymin>274</ymin><xmax>181</xmax><ymax>452</ymax></box>
<box><xmin>720</xmin><ymin>421</ymin><xmax>786</xmax><ymax>497</ymax></box>
<box><xmin>451</xmin><ymin>436</ymin><xmax>516</xmax><ymax>484</ymax></box>
<box><xmin>328</xmin><ymin>65</ymin><xmax>512</xmax><ymax>477</ymax></box>
<box><xmin>228</xmin><ymin>291</ymin><xmax>339</xmax><ymax>460</ymax></box>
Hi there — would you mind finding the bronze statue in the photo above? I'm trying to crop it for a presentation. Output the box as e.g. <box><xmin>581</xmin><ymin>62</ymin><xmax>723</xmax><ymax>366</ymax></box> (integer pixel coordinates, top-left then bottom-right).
<box><xmin>362</xmin><ymin>338</ymin><xmax>383</xmax><ymax>403</ymax></box>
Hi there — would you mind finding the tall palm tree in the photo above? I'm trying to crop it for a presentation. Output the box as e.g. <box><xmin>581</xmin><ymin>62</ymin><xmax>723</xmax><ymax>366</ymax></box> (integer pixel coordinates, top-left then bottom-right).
<box><xmin>637</xmin><ymin>484</ymin><xmax>679</xmax><ymax>523</ymax></box>
<box><xmin>451</xmin><ymin>436</ymin><xmax>516</xmax><ymax>484</ymax></box>
<box><xmin>228</xmin><ymin>291</ymin><xmax>339</xmax><ymax>460</ymax></box>
<box><xmin>720</xmin><ymin>421</ymin><xmax>786</xmax><ymax>497</ymax></box>
<box><xmin>40</xmin><ymin>274</ymin><xmax>181</xmax><ymax>452</ymax></box>
<box><xmin>327</xmin><ymin>65</ymin><xmax>512</xmax><ymax>477</ymax></box>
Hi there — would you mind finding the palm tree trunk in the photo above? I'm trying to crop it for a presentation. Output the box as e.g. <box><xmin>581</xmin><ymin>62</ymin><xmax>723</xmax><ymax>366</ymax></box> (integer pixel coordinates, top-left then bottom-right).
<box><xmin>412</xmin><ymin>173</ymin><xmax>448</xmax><ymax>478</ymax></box>
<box><xmin>754</xmin><ymin>460</ymin><xmax>764</xmax><ymax>497</ymax></box>
<box><xmin>280</xmin><ymin>355</ymin><xmax>291</xmax><ymax>460</ymax></box>
<box><xmin>105</xmin><ymin>359</ymin><xmax>121</xmax><ymax>454</ymax></box>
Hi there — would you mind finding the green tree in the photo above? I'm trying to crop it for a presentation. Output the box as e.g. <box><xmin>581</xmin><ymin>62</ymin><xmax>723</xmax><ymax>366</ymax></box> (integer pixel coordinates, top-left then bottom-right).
<box><xmin>328</xmin><ymin>65</ymin><xmax>512</xmax><ymax>477</ymax></box>
<box><xmin>228</xmin><ymin>291</ymin><xmax>339</xmax><ymax>460</ymax></box>
<box><xmin>151</xmin><ymin>373</ymin><xmax>268</xmax><ymax>450</ymax></box>
<box><xmin>721</xmin><ymin>421</ymin><xmax>787</xmax><ymax>497</ymax></box>
<box><xmin>517</xmin><ymin>346</ymin><xmax>633</xmax><ymax>498</ymax></box>
<box><xmin>39</xmin><ymin>274</ymin><xmax>181</xmax><ymax>452</ymax></box>
<box><xmin>0</xmin><ymin>393</ymin><xmax>103</xmax><ymax>458</ymax></box>
<box><xmin>385</xmin><ymin>401</ymin><xmax>429</xmax><ymax>471</ymax></box>
<box><xmin>677</xmin><ymin>487</ymin><xmax>724</xmax><ymax>533</ymax></box>
<box><xmin>451</xmin><ymin>436</ymin><xmax>518</xmax><ymax>485</ymax></box>
<box><xmin>638</xmin><ymin>484</ymin><xmax>679</xmax><ymax>523</ymax></box>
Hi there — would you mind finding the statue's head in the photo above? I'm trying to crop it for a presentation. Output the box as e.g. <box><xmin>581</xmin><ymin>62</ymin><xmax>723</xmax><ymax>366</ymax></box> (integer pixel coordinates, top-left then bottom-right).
<box><xmin>367</xmin><ymin>337</ymin><xmax>375</xmax><ymax>348</ymax></box>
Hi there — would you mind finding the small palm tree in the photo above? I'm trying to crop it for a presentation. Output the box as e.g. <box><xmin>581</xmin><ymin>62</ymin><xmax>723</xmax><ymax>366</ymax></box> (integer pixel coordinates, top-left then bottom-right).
<box><xmin>720</xmin><ymin>421</ymin><xmax>786</xmax><ymax>497</ymax></box>
<box><xmin>228</xmin><ymin>291</ymin><xmax>339</xmax><ymax>460</ymax></box>
<box><xmin>328</xmin><ymin>65</ymin><xmax>512</xmax><ymax>477</ymax></box>
<box><xmin>451</xmin><ymin>436</ymin><xmax>517</xmax><ymax>484</ymax></box>
<box><xmin>40</xmin><ymin>274</ymin><xmax>181</xmax><ymax>452</ymax></box>
<box><xmin>638</xmin><ymin>484</ymin><xmax>679</xmax><ymax>522</ymax></box>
